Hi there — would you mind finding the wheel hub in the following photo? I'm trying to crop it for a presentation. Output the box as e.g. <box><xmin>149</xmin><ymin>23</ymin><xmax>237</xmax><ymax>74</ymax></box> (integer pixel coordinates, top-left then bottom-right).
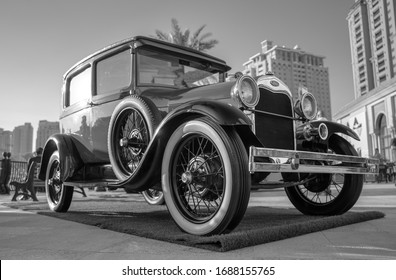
<box><xmin>180</xmin><ymin>155</ymin><xmax>223</xmax><ymax>200</ymax></box>
<box><xmin>119</xmin><ymin>129</ymin><xmax>144</xmax><ymax>156</ymax></box>
<box><xmin>304</xmin><ymin>173</ymin><xmax>332</xmax><ymax>192</ymax></box>
<box><xmin>181</xmin><ymin>171</ymin><xmax>193</xmax><ymax>184</ymax></box>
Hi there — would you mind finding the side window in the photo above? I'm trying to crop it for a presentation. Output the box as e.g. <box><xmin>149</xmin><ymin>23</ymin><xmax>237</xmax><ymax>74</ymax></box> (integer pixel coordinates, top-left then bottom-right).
<box><xmin>96</xmin><ymin>49</ymin><xmax>132</xmax><ymax>95</ymax></box>
<box><xmin>67</xmin><ymin>66</ymin><xmax>92</xmax><ymax>107</ymax></box>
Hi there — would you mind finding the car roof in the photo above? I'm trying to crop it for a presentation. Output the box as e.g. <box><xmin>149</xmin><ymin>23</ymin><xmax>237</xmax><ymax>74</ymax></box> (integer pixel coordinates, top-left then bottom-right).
<box><xmin>64</xmin><ymin>35</ymin><xmax>231</xmax><ymax>79</ymax></box>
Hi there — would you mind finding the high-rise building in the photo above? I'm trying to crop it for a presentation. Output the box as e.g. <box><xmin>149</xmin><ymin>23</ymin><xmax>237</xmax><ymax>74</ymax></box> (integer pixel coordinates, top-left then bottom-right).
<box><xmin>35</xmin><ymin>120</ymin><xmax>60</xmax><ymax>150</ymax></box>
<box><xmin>242</xmin><ymin>40</ymin><xmax>332</xmax><ymax>119</ymax></box>
<box><xmin>0</xmin><ymin>128</ymin><xmax>13</xmax><ymax>155</ymax></box>
<box><xmin>347</xmin><ymin>0</ymin><xmax>396</xmax><ymax>98</ymax></box>
<box><xmin>334</xmin><ymin>0</ymin><xmax>396</xmax><ymax>161</ymax></box>
<box><xmin>12</xmin><ymin>123</ymin><xmax>33</xmax><ymax>161</ymax></box>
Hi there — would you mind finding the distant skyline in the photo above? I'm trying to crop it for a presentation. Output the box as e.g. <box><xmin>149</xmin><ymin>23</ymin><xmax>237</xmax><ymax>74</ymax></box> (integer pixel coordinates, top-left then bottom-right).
<box><xmin>1</xmin><ymin>0</ymin><xmax>356</xmax><ymax>134</ymax></box>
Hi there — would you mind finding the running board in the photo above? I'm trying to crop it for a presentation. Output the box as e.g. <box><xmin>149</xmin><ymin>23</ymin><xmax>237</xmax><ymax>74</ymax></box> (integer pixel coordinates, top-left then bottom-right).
<box><xmin>63</xmin><ymin>179</ymin><xmax>120</xmax><ymax>189</ymax></box>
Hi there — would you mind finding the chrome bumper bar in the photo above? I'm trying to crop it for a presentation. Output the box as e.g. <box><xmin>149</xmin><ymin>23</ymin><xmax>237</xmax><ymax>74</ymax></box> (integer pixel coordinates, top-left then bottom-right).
<box><xmin>249</xmin><ymin>146</ymin><xmax>379</xmax><ymax>174</ymax></box>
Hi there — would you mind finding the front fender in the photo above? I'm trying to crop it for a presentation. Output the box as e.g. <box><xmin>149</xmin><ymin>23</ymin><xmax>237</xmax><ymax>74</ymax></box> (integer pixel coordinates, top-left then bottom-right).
<box><xmin>165</xmin><ymin>100</ymin><xmax>252</xmax><ymax>126</ymax></box>
<box><xmin>310</xmin><ymin>120</ymin><xmax>360</xmax><ymax>141</ymax></box>
<box><xmin>38</xmin><ymin>134</ymin><xmax>84</xmax><ymax>182</ymax></box>
<box><xmin>114</xmin><ymin>100</ymin><xmax>252</xmax><ymax>192</ymax></box>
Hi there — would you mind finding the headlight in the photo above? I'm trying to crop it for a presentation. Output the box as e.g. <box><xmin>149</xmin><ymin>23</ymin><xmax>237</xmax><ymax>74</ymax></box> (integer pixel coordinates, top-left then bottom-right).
<box><xmin>295</xmin><ymin>92</ymin><xmax>318</xmax><ymax>120</ymax></box>
<box><xmin>232</xmin><ymin>75</ymin><xmax>260</xmax><ymax>108</ymax></box>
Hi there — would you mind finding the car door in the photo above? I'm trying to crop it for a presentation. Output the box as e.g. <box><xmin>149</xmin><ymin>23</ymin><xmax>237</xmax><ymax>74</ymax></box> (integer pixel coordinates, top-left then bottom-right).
<box><xmin>60</xmin><ymin>64</ymin><xmax>94</xmax><ymax>160</ymax></box>
<box><xmin>89</xmin><ymin>46</ymin><xmax>133</xmax><ymax>162</ymax></box>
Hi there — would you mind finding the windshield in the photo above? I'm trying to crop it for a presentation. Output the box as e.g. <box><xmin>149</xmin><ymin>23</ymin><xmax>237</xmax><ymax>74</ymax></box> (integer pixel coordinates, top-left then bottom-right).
<box><xmin>137</xmin><ymin>48</ymin><xmax>222</xmax><ymax>89</ymax></box>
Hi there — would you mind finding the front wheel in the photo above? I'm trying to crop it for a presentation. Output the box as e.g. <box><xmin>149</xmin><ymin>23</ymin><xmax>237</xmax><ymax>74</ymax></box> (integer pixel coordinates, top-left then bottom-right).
<box><xmin>45</xmin><ymin>151</ymin><xmax>74</xmax><ymax>212</ymax></box>
<box><xmin>162</xmin><ymin>118</ymin><xmax>250</xmax><ymax>236</ymax></box>
<box><xmin>285</xmin><ymin>134</ymin><xmax>363</xmax><ymax>215</ymax></box>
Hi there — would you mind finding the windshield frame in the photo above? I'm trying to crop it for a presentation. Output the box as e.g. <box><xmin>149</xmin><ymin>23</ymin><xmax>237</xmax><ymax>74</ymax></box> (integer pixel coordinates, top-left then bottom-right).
<box><xmin>135</xmin><ymin>46</ymin><xmax>226</xmax><ymax>89</ymax></box>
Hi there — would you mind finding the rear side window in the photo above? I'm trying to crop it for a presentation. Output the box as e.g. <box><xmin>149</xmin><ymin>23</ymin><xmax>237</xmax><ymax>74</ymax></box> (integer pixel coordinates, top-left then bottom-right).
<box><xmin>68</xmin><ymin>66</ymin><xmax>92</xmax><ymax>107</ymax></box>
<box><xmin>96</xmin><ymin>49</ymin><xmax>132</xmax><ymax>95</ymax></box>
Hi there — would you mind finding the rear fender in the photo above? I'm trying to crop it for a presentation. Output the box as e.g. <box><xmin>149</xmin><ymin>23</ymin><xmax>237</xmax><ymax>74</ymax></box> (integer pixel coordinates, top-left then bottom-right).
<box><xmin>38</xmin><ymin>134</ymin><xmax>84</xmax><ymax>181</ymax></box>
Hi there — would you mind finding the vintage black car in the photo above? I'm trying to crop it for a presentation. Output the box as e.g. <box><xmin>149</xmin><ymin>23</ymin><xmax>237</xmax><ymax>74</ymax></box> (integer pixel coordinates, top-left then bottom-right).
<box><xmin>39</xmin><ymin>36</ymin><xmax>378</xmax><ymax>236</ymax></box>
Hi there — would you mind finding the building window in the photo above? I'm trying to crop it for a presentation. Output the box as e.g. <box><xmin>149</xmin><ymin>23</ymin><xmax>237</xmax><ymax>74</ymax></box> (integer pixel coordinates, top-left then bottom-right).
<box><xmin>378</xmin><ymin>114</ymin><xmax>391</xmax><ymax>160</ymax></box>
<box><xmin>379</xmin><ymin>75</ymin><xmax>387</xmax><ymax>83</ymax></box>
<box><xmin>378</xmin><ymin>60</ymin><xmax>385</xmax><ymax>69</ymax></box>
<box><xmin>354</xmin><ymin>12</ymin><xmax>360</xmax><ymax>22</ymax></box>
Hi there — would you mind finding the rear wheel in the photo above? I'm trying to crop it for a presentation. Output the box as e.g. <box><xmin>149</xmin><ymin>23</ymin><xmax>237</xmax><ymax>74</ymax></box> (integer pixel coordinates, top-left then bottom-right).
<box><xmin>285</xmin><ymin>134</ymin><xmax>363</xmax><ymax>215</ymax></box>
<box><xmin>142</xmin><ymin>184</ymin><xmax>164</xmax><ymax>205</ymax></box>
<box><xmin>45</xmin><ymin>151</ymin><xmax>74</xmax><ymax>212</ymax></box>
<box><xmin>162</xmin><ymin>117</ymin><xmax>250</xmax><ymax>235</ymax></box>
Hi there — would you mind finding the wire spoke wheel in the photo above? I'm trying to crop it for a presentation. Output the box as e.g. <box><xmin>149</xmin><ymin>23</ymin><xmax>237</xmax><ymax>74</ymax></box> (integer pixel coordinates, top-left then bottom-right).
<box><xmin>48</xmin><ymin>160</ymin><xmax>62</xmax><ymax>205</ymax></box>
<box><xmin>45</xmin><ymin>151</ymin><xmax>73</xmax><ymax>212</ymax></box>
<box><xmin>162</xmin><ymin>117</ymin><xmax>250</xmax><ymax>236</ymax></box>
<box><xmin>285</xmin><ymin>134</ymin><xmax>363</xmax><ymax>215</ymax></box>
<box><xmin>297</xmin><ymin>173</ymin><xmax>345</xmax><ymax>205</ymax></box>
<box><xmin>114</xmin><ymin>108</ymin><xmax>149</xmax><ymax>175</ymax></box>
<box><xmin>108</xmin><ymin>96</ymin><xmax>162</xmax><ymax>182</ymax></box>
<box><xmin>173</xmin><ymin>134</ymin><xmax>225</xmax><ymax>221</ymax></box>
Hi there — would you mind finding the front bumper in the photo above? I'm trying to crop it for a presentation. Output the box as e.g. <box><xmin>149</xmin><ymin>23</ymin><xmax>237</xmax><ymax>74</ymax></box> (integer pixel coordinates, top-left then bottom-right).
<box><xmin>249</xmin><ymin>146</ymin><xmax>379</xmax><ymax>175</ymax></box>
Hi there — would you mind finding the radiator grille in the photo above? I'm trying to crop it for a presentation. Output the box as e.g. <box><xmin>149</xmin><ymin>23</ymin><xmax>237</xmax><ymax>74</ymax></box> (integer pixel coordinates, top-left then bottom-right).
<box><xmin>255</xmin><ymin>88</ymin><xmax>295</xmax><ymax>150</ymax></box>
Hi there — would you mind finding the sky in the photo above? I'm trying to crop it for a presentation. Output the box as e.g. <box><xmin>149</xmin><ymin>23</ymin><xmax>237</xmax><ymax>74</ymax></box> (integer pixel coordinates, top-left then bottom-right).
<box><xmin>0</xmin><ymin>0</ymin><xmax>356</xmax><ymax>137</ymax></box>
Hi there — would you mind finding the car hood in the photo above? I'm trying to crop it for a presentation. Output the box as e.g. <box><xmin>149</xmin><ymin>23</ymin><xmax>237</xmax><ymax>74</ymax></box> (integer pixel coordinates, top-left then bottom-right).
<box><xmin>139</xmin><ymin>81</ymin><xmax>236</xmax><ymax>108</ymax></box>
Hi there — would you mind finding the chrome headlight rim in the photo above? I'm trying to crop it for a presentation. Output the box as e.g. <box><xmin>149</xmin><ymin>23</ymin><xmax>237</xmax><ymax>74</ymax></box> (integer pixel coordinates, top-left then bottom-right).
<box><xmin>301</xmin><ymin>92</ymin><xmax>318</xmax><ymax>120</ymax></box>
<box><xmin>318</xmin><ymin>123</ymin><xmax>329</xmax><ymax>140</ymax></box>
<box><xmin>232</xmin><ymin>75</ymin><xmax>260</xmax><ymax>108</ymax></box>
<box><xmin>295</xmin><ymin>92</ymin><xmax>318</xmax><ymax>120</ymax></box>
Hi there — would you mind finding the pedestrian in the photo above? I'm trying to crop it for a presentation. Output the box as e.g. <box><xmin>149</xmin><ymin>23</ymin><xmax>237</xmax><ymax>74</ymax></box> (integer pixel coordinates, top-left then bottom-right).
<box><xmin>0</xmin><ymin>152</ymin><xmax>7</xmax><ymax>194</ymax></box>
<box><xmin>27</xmin><ymin>147</ymin><xmax>43</xmax><ymax>171</ymax></box>
<box><xmin>0</xmin><ymin>152</ymin><xmax>11</xmax><ymax>194</ymax></box>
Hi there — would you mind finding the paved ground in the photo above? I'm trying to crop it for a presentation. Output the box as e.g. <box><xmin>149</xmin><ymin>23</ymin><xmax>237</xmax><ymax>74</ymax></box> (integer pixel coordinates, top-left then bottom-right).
<box><xmin>0</xmin><ymin>182</ymin><xmax>395</xmax><ymax>260</ymax></box>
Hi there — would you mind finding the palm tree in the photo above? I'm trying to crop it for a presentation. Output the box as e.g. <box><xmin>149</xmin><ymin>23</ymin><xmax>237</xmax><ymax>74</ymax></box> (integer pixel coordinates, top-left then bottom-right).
<box><xmin>154</xmin><ymin>18</ymin><xmax>218</xmax><ymax>52</ymax></box>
